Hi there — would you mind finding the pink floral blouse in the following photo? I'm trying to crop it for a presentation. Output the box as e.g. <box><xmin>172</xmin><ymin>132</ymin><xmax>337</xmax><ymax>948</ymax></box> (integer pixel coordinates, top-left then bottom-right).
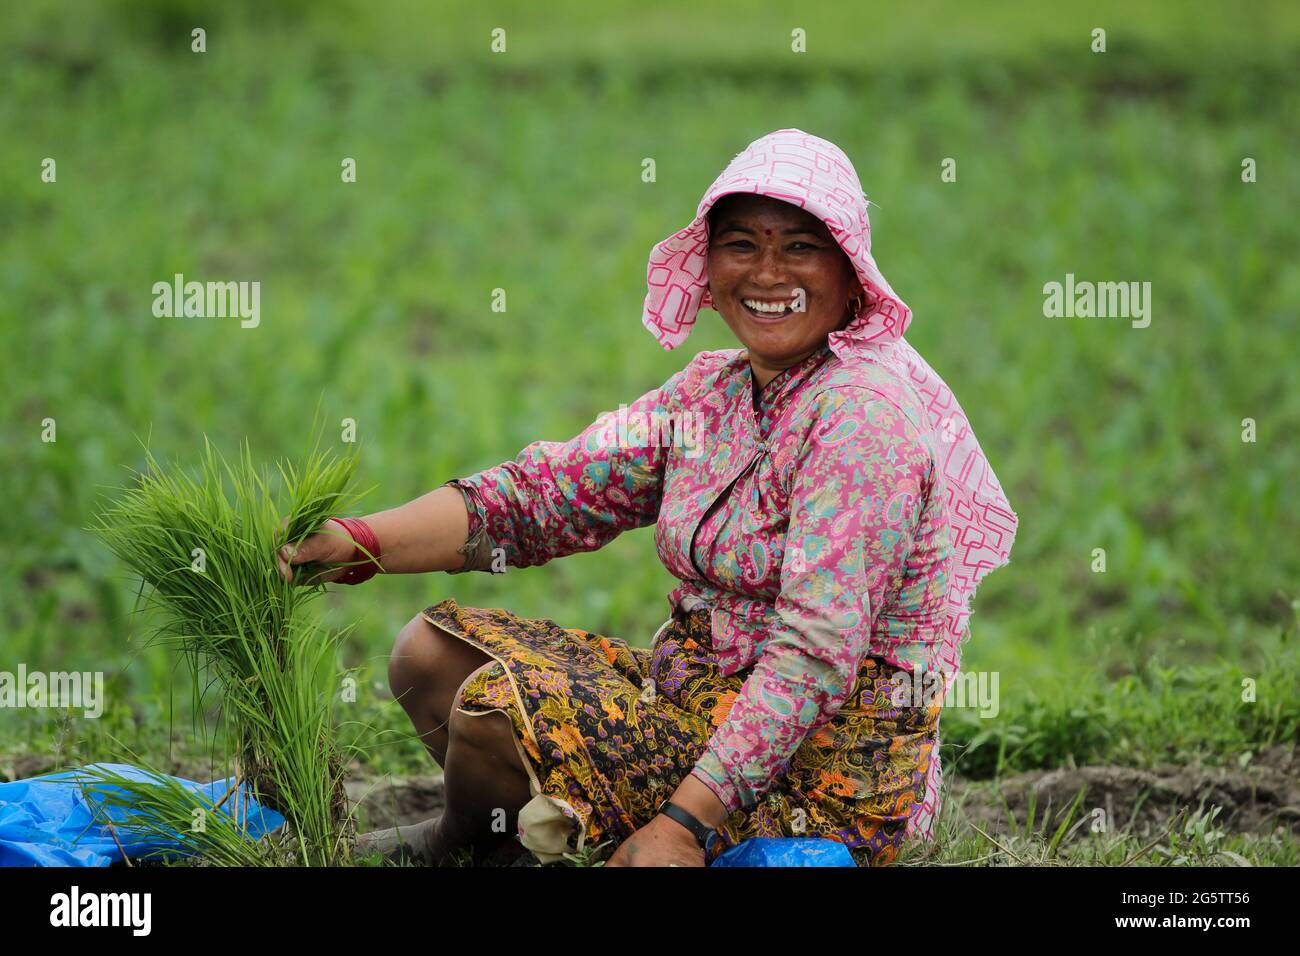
<box><xmin>446</xmin><ymin>344</ymin><xmax>952</xmax><ymax>815</ymax></box>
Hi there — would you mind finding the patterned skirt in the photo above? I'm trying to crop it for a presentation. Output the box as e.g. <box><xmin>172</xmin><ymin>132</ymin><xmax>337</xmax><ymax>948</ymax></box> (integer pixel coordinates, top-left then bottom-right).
<box><xmin>421</xmin><ymin>598</ymin><xmax>939</xmax><ymax>866</ymax></box>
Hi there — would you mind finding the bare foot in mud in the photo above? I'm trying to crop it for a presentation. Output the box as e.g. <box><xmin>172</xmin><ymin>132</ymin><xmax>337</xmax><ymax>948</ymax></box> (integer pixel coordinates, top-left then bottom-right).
<box><xmin>355</xmin><ymin>816</ymin><xmax>442</xmax><ymax>865</ymax></box>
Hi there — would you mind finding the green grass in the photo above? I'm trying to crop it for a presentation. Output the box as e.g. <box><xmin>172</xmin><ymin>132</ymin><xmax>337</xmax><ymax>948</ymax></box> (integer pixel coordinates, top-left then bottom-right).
<box><xmin>943</xmin><ymin>619</ymin><xmax>1300</xmax><ymax>780</ymax></box>
<box><xmin>1</xmin><ymin>0</ymin><xmax>1297</xmax><ymax>864</ymax></box>
<box><xmin>903</xmin><ymin>803</ymin><xmax>1300</xmax><ymax>868</ymax></box>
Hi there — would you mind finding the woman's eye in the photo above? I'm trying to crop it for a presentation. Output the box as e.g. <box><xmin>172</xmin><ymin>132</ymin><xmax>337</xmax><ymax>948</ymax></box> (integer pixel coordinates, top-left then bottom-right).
<box><xmin>718</xmin><ymin>239</ymin><xmax>818</xmax><ymax>251</ymax></box>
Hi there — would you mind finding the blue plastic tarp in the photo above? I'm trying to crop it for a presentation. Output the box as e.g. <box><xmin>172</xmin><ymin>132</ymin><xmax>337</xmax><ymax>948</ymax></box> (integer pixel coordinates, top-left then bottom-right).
<box><xmin>0</xmin><ymin>762</ymin><xmax>284</xmax><ymax>867</ymax></box>
<box><xmin>712</xmin><ymin>836</ymin><xmax>858</xmax><ymax>867</ymax></box>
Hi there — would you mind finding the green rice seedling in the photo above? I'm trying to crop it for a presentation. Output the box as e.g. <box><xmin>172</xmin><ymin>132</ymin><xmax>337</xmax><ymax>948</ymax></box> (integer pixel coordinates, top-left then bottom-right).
<box><xmin>75</xmin><ymin>763</ymin><xmax>285</xmax><ymax>867</ymax></box>
<box><xmin>88</xmin><ymin>431</ymin><xmax>371</xmax><ymax>865</ymax></box>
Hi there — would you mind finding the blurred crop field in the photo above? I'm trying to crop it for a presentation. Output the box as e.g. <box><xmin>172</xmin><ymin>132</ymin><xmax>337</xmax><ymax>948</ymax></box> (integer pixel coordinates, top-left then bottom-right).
<box><xmin>1</xmin><ymin>0</ymin><xmax>1298</xmax><ymax>864</ymax></box>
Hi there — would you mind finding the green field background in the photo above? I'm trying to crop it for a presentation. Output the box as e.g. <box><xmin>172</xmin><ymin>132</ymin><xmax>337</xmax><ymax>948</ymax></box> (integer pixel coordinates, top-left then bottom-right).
<box><xmin>1</xmin><ymin>1</ymin><xmax>1297</xmax><ymax>804</ymax></box>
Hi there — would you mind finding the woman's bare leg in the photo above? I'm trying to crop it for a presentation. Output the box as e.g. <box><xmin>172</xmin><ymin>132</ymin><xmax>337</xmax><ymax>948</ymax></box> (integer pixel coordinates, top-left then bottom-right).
<box><xmin>430</xmin><ymin>688</ymin><xmax>533</xmax><ymax>862</ymax></box>
<box><xmin>358</xmin><ymin>614</ymin><xmax>533</xmax><ymax>864</ymax></box>
<box><xmin>388</xmin><ymin>613</ymin><xmax>492</xmax><ymax>766</ymax></box>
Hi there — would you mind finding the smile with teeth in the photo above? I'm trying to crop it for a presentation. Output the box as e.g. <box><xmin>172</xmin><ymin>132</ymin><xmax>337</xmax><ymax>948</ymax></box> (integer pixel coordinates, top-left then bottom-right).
<box><xmin>741</xmin><ymin>297</ymin><xmax>797</xmax><ymax>317</ymax></box>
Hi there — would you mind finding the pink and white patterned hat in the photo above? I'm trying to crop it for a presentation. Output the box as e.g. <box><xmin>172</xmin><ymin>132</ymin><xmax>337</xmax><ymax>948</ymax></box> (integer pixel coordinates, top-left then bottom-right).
<box><xmin>642</xmin><ymin>128</ymin><xmax>1020</xmax><ymax>838</ymax></box>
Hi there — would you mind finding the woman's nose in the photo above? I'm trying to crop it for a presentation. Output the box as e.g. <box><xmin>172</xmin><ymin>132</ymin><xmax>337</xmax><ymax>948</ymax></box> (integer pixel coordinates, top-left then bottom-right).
<box><xmin>751</xmin><ymin>245</ymin><xmax>789</xmax><ymax>286</ymax></box>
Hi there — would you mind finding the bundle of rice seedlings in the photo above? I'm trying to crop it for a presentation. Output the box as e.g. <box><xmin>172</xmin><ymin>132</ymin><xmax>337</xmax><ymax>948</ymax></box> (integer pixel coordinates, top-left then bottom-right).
<box><xmin>88</xmin><ymin>433</ymin><xmax>370</xmax><ymax>865</ymax></box>
<box><xmin>74</xmin><ymin>762</ymin><xmax>288</xmax><ymax>867</ymax></box>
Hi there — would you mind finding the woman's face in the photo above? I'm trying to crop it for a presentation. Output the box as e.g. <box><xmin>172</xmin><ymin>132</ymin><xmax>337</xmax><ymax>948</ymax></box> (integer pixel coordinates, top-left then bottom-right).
<box><xmin>706</xmin><ymin>194</ymin><xmax>862</xmax><ymax>385</ymax></box>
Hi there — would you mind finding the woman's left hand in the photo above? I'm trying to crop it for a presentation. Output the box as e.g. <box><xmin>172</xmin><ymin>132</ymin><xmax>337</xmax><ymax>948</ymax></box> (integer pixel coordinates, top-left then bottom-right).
<box><xmin>605</xmin><ymin>815</ymin><xmax>706</xmax><ymax>867</ymax></box>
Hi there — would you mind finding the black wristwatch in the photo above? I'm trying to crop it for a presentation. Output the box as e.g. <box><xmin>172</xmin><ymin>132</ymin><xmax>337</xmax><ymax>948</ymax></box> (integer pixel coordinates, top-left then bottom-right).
<box><xmin>657</xmin><ymin>798</ymin><xmax>721</xmax><ymax>855</ymax></box>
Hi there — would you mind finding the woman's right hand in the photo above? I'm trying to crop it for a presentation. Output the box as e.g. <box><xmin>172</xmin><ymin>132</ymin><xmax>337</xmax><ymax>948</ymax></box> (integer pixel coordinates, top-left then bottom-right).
<box><xmin>277</xmin><ymin>518</ymin><xmax>357</xmax><ymax>585</ymax></box>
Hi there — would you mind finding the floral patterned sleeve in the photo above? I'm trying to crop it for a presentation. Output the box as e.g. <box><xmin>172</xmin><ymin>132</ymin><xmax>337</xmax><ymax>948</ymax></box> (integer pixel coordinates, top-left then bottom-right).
<box><xmin>443</xmin><ymin>368</ymin><xmax>688</xmax><ymax>572</ymax></box>
<box><xmin>690</xmin><ymin>388</ymin><xmax>935</xmax><ymax>813</ymax></box>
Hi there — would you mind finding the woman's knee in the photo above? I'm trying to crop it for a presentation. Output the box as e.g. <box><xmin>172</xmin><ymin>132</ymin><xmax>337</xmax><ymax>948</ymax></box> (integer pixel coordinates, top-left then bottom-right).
<box><xmin>389</xmin><ymin>612</ymin><xmax>494</xmax><ymax>713</ymax></box>
<box><xmin>388</xmin><ymin>613</ymin><xmax>451</xmax><ymax>705</ymax></box>
<box><xmin>387</xmin><ymin>616</ymin><xmax>434</xmax><ymax>691</ymax></box>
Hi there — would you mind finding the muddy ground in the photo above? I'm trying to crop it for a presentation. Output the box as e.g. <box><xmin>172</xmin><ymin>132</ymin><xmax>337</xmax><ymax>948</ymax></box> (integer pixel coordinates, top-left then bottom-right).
<box><xmin>946</xmin><ymin>744</ymin><xmax>1299</xmax><ymax>838</ymax></box>
<box><xmin>344</xmin><ymin>744</ymin><xmax>1299</xmax><ymax>839</ymax></box>
<box><xmin>6</xmin><ymin>744</ymin><xmax>1296</xmax><ymax>841</ymax></box>
<box><xmin>344</xmin><ymin>773</ymin><xmax>446</xmax><ymax>830</ymax></box>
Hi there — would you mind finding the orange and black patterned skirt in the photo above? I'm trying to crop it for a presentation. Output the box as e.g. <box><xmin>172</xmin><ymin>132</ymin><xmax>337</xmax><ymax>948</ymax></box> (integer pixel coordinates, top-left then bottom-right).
<box><xmin>421</xmin><ymin>598</ymin><xmax>939</xmax><ymax>866</ymax></box>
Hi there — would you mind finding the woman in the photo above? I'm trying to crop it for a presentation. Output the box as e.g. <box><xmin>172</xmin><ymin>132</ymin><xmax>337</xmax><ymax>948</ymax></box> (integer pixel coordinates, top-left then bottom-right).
<box><xmin>279</xmin><ymin>129</ymin><xmax>1018</xmax><ymax>867</ymax></box>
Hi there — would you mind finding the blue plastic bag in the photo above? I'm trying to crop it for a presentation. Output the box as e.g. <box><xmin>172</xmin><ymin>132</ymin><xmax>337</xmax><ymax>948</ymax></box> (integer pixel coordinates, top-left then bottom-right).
<box><xmin>0</xmin><ymin>762</ymin><xmax>284</xmax><ymax>867</ymax></box>
<box><xmin>711</xmin><ymin>837</ymin><xmax>858</xmax><ymax>867</ymax></box>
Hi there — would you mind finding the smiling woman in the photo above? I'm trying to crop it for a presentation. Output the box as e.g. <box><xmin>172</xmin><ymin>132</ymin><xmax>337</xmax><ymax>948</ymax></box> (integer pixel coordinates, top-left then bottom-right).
<box><xmin>284</xmin><ymin>128</ymin><xmax>1019</xmax><ymax>868</ymax></box>
<box><xmin>705</xmin><ymin>193</ymin><xmax>864</xmax><ymax>389</ymax></box>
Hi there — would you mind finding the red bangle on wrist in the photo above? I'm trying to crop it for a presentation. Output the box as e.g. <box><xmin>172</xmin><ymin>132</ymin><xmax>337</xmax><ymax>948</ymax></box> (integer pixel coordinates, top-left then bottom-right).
<box><xmin>330</xmin><ymin>516</ymin><xmax>383</xmax><ymax>585</ymax></box>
